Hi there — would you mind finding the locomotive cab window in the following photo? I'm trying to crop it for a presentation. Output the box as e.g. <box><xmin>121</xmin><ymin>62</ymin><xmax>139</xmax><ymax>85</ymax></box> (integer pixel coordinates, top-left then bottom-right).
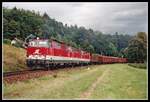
<box><xmin>38</xmin><ymin>41</ymin><xmax>49</xmax><ymax>47</ymax></box>
<box><xmin>29</xmin><ymin>40</ymin><xmax>49</xmax><ymax>47</ymax></box>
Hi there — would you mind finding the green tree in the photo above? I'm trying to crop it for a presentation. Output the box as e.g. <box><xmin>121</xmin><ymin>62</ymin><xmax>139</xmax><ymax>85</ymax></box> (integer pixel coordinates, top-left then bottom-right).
<box><xmin>3</xmin><ymin>7</ymin><xmax>133</xmax><ymax>56</ymax></box>
<box><xmin>125</xmin><ymin>32</ymin><xmax>147</xmax><ymax>62</ymax></box>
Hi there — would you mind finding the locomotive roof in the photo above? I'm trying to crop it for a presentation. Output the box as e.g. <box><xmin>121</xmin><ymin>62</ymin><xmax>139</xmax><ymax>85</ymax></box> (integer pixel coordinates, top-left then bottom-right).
<box><xmin>29</xmin><ymin>37</ymin><xmax>89</xmax><ymax>53</ymax></box>
<box><xmin>50</xmin><ymin>38</ymin><xmax>89</xmax><ymax>53</ymax></box>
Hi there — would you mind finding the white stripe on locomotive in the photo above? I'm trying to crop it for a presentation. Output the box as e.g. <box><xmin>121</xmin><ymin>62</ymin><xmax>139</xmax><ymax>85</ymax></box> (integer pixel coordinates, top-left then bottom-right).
<box><xmin>27</xmin><ymin>55</ymin><xmax>90</xmax><ymax>62</ymax></box>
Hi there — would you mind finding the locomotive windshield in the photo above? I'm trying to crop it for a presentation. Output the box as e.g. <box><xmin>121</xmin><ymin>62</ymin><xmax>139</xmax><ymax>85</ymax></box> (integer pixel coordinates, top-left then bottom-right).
<box><xmin>29</xmin><ymin>40</ymin><xmax>49</xmax><ymax>47</ymax></box>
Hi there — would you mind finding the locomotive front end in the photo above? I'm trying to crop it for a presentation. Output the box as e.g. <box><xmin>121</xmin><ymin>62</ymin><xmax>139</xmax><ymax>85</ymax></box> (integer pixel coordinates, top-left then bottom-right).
<box><xmin>26</xmin><ymin>39</ymin><xmax>49</xmax><ymax>68</ymax></box>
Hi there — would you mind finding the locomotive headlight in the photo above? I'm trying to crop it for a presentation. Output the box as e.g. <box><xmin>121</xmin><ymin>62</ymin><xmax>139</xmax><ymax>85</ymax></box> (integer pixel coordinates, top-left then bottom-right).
<box><xmin>28</xmin><ymin>55</ymin><xmax>33</xmax><ymax>58</ymax></box>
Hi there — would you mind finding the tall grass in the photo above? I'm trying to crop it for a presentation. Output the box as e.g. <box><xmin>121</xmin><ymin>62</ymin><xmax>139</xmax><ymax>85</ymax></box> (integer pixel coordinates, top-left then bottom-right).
<box><xmin>3</xmin><ymin>44</ymin><xmax>27</xmax><ymax>72</ymax></box>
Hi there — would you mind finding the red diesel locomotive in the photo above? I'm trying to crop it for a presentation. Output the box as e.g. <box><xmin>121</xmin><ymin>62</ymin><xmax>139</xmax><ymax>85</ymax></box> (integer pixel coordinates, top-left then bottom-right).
<box><xmin>26</xmin><ymin>38</ymin><xmax>127</xmax><ymax>69</ymax></box>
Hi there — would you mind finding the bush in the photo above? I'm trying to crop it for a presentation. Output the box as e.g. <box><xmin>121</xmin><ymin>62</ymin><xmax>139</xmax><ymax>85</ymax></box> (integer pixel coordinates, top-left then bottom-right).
<box><xmin>3</xmin><ymin>39</ymin><xmax>11</xmax><ymax>44</ymax></box>
<box><xmin>14</xmin><ymin>43</ymin><xmax>22</xmax><ymax>48</ymax></box>
<box><xmin>128</xmin><ymin>63</ymin><xmax>147</xmax><ymax>69</ymax></box>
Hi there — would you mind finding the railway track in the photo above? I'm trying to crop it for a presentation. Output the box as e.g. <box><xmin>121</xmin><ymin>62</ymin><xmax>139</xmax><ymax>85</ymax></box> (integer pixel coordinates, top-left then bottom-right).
<box><xmin>3</xmin><ymin>70</ymin><xmax>33</xmax><ymax>77</ymax></box>
<box><xmin>3</xmin><ymin>66</ymin><xmax>90</xmax><ymax>84</ymax></box>
<box><xmin>3</xmin><ymin>69</ymin><xmax>53</xmax><ymax>84</ymax></box>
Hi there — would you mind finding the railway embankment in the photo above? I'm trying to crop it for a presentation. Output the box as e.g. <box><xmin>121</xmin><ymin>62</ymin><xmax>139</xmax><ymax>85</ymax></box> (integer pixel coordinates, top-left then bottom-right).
<box><xmin>3</xmin><ymin>44</ymin><xmax>27</xmax><ymax>72</ymax></box>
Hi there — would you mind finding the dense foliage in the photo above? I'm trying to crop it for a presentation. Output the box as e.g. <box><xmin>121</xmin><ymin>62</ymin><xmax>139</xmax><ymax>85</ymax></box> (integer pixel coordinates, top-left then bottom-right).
<box><xmin>124</xmin><ymin>32</ymin><xmax>147</xmax><ymax>62</ymax></box>
<box><xmin>3</xmin><ymin>7</ymin><xmax>134</xmax><ymax>57</ymax></box>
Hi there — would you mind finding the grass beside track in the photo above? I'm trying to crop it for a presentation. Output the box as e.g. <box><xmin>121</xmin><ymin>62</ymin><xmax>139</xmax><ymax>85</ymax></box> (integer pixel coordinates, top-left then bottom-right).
<box><xmin>90</xmin><ymin>64</ymin><xmax>147</xmax><ymax>99</ymax></box>
<box><xmin>3</xmin><ymin>64</ymin><xmax>147</xmax><ymax>100</ymax></box>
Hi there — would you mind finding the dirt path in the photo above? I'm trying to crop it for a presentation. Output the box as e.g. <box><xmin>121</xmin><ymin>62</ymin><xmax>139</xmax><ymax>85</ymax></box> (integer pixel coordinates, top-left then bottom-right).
<box><xmin>80</xmin><ymin>68</ymin><xmax>110</xmax><ymax>99</ymax></box>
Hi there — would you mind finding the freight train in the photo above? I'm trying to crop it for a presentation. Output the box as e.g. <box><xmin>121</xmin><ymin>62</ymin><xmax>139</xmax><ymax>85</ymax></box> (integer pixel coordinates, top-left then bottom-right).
<box><xmin>26</xmin><ymin>37</ymin><xmax>127</xmax><ymax>69</ymax></box>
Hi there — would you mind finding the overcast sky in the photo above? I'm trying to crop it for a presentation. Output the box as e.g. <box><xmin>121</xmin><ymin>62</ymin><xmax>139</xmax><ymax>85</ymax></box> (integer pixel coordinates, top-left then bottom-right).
<box><xmin>3</xmin><ymin>2</ymin><xmax>148</xmax><ymax>35</ymax></box>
